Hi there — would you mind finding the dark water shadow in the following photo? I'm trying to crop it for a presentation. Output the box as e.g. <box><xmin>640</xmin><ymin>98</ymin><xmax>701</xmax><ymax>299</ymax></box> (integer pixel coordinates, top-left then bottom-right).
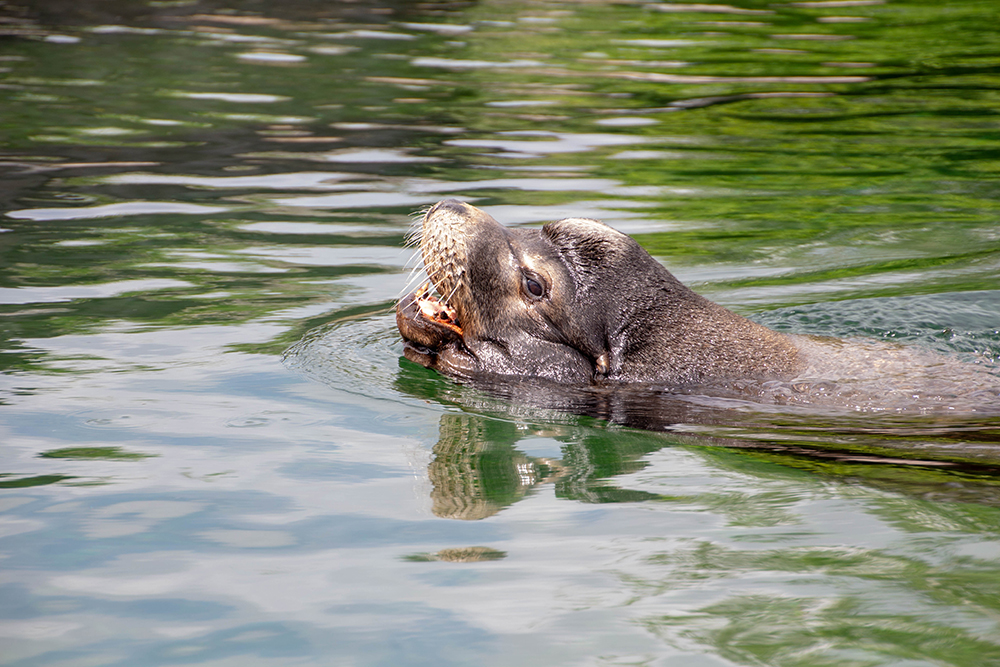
<box><xmin>390</xmin><ymin>360</ymin><xmax>1000</xmax><ymax>517</ymax></box>
<box><xmin>285</xmin><ymin>312</ymin><xmax>1000</xmax><ymax>517</ymax></box>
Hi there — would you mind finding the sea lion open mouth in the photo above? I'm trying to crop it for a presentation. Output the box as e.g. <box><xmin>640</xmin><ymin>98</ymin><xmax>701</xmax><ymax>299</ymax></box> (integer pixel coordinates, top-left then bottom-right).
<box><xmin>412</xmin><ymin>283</ymin><xmax>462</xmax><ymax>334</ymax></box>
<box><xmin>396</xmin><ymin>289</ymin><xmax>462</xmax><ymax>350</ymax></box>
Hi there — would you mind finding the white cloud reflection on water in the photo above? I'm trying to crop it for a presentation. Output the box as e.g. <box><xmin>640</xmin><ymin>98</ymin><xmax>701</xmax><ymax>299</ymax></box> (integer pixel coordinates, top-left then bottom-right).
<box><xmin>6</xmin><ymin>202</ymin><xmax>230</xmax><ymax>221</ymax></box>
<box><xmin>0</xmin><ymin>279</ymin><xmax>192</xmax><ymax>305</ymax></box>
<box><xmin>104</xmin><ymin>172</ymin><xmax>366</xmax><ymax>189</ymax></box>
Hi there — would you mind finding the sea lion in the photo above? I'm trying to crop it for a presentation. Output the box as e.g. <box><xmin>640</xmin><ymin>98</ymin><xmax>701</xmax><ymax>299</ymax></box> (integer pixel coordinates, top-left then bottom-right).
<box><xmin>396</xmin><ymin>199</ymin><xmax>801</xmax><ymax>387</ymax></box>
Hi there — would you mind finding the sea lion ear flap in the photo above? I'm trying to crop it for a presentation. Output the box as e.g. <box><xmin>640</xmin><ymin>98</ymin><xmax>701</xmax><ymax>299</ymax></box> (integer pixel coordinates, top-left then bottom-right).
<box><xmin>542</xmin><ymin>217</ymin><xmax>626</xmax><ymax>275</ymax></box>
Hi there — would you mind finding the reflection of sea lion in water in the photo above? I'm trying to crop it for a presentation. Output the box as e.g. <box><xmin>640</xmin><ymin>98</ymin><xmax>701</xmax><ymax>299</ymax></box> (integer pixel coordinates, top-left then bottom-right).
<box><xmin>396</xmin><ymin>199</ymin><xmax>1000</xmax><ymax>410</ymax></box>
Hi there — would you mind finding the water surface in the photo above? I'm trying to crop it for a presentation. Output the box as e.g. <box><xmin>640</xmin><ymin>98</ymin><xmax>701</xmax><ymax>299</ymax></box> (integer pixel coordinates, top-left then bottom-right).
<box><xmin>2</xmin><ymin>0</ymin><xmax>1000</xmax><ymax>665</ymax></box>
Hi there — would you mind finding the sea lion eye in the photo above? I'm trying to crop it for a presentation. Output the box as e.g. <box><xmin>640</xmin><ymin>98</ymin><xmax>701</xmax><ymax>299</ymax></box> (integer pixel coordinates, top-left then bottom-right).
<box><xmin>522</xmin><ymin>272</ymin><xmax>546</xmax><ymax>299</ymax></box>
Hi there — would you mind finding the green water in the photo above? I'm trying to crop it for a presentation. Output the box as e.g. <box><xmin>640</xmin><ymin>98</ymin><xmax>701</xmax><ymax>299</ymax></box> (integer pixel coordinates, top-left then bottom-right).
<box><xmin>2</xmin><ymin>1</ymin><xmax>1000</xmax><ymax>665</ymax></box>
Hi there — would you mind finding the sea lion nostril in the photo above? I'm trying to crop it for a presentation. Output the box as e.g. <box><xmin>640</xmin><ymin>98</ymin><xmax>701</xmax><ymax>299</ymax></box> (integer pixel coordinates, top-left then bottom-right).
<box><xmin>431</xmin><ymin>199</ymin><xmax>468</xmax><ymax>215</ymax></box>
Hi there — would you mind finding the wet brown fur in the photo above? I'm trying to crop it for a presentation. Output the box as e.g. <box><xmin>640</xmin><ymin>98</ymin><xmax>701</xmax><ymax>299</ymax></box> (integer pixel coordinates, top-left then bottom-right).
<box><xmin>397</xmin><ymin>199</ymin><xmax>801</xmax><ymax>386</ymax></box>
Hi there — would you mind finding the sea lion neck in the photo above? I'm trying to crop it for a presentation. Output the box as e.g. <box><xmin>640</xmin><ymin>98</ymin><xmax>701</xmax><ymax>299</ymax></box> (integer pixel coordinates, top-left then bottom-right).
<box><xmin>538</xmin><ymin>215</ymin><xmax>801</xmax><ymax>383</ymax></box>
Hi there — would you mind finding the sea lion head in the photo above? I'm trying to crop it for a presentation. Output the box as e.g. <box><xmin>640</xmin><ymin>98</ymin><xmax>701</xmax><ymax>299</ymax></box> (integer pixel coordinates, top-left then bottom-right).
<box><xmin>396</xmin><ymin>199</ymin><xmax>669</xmax><ymax>384</ymax></box>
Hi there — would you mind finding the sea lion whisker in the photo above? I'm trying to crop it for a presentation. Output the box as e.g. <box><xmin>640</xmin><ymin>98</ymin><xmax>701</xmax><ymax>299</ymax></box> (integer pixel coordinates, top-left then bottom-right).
<box><xmin>408</xmin><ymin>206</ymin><xmax>431</xmax><ymax>235</ymax></box>
<box><xmin>399</xmin><ymin>241</ymin><xmax>435</xmax><ymax>298</ymax></box>
<box><xmin>424</xmin><ymin>260</ymin><xmax>442</xmax><ymax>283</ymax></box>
<box><xmin>441</xmin><ymin>272</ymin><xmax>464</xmax><ymax>307</ymax></box>
<box><xmin>403</xmin><ymin>213</ymin><xmax>426</xmax><ymax>249</ymax></box>
<box><xmin>403</xmin><ymin>230</ymin><xmax>422</xmax><ymax>250</ymax></box>
<box><xmin>402</xmin><ymin>247</ymin><xmax>424</xmax><ymax>271</ymax></box>
<box><xmin>403</xmin><ymin>260</ymin><xmax>426</xmax><ymax>283</ymax></box>
<box><xmin>399</xmin><ymin>268</ymin><xmax>429</xmax><ymax>298</ymax></box>
<box><xmin>426</xmin><ymin>270</ymin><xmax>452</xmax><ymax>300</ymax></box>
<box><xmin>417</xmin><ymin>259</ymin><xmax>452</xmax><ymax>296</ymax></box>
